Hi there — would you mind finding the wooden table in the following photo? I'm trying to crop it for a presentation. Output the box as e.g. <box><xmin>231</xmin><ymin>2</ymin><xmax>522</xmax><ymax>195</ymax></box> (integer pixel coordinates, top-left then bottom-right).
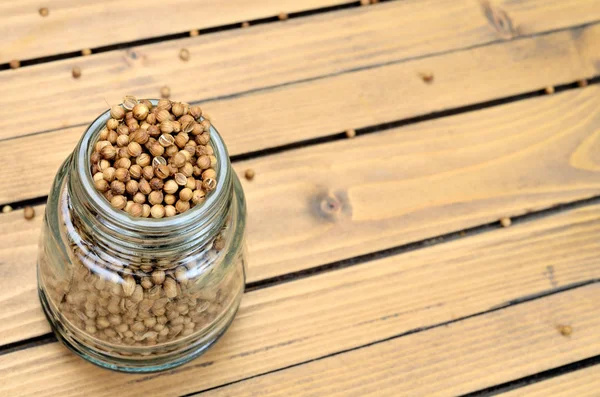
<box><xmin>1</xmin><ymin>0</ymin><xmax>600</xmax><ymax>395</ymax></box>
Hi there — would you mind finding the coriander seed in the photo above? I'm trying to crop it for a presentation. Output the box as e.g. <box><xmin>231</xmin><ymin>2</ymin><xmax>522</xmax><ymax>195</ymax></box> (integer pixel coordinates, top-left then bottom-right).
<box><xmin>244</xmin><ymin>169</ymin><xmax>255</xmax><ymax>181</ymax></box>
<box><xmin>72</xmin><ymin>66</ymin><xmax>82</xmax><ymax>79</ymax></box>
<box><xmin>164</xmin><ymin>180</ymin><xmax>178</xmax><ymax>194</ymax></box>
<box><xmin>133</xmin><ymin>103</ymin><xmax>149</xmax><ymax>120</ymax></box>
<box><xmin>123</xmin><ymin>95</ymin><xmax>138</xmax><ymax>110</ymax></box>
<box><xmin>164</xmin><ymin>194</ymin><xmax>176</xmax><ymax>205</ymax></box>
<box><xmin>176</xmin><ymin>200</ymin><xmax>190</xmax><ymax>213</ymax></box>
<box><xmin>82</xmin><ymin>48</ymin><xmax>92</xmax><ymax>56</ymax></box>
<box><xmin>39</xmin><ymin>7</ymin><xmax>49</xmax><ymax>16</ymax></box>
<box><xmin>111</xmin><ymin>195</ymin><xmax>127</xmax><ymax>210</ymax></box>
<box><xmin>242</xmin><ymin>21</ymin><xmax>250</xmax><ymax>28</ymax></box>
<box><xmin>9</xmin><ymin>59</ymin><xmax>20</xmax><ymax>69</ymax></box>
<box><xmin>110</xmin><ymin>106</ymin><xmax>125</xmax><ymax>120</ymax></box>
<box><xmin>24</xmin><ymin>206</ymin><xmax>36</xmax><ymax>220</ymax></box>
<box><xmin>2</xmin><ymin>205</ymin><xmax>13</xmax><ymax>213</ymax></box>
<box><xmin>179</xmin><ymin>48</ymin><xmax>190</xmax><ymax>61</ymax></box>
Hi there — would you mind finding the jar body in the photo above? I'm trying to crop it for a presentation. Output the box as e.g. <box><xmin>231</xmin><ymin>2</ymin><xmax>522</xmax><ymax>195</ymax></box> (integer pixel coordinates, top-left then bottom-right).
<box><xmin>37</xmin><ymin>110</ymin><xmax>246</xmax><ymax>373</ymax></box>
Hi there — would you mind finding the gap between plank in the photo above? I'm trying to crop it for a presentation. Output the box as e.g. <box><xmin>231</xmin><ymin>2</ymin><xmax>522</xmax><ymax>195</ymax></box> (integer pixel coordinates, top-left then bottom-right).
<box><xmin>2</xmin><ymin>74</ymin><xmax>600</xmax><ymax>212</ymax></box>
<box><xmin>2</xmin><ymin>191</ymin><xmax>600</xmax><ymax>359</ymax></box>
<box><xmin>460</xmin><ymin>354</ymin><xmax>600</xmax><ymax>396</ymax></box>
<box><xmin>0</xmin><ymin>0</ymin><xmax>389</xmax><ymax>71</ymax></box>
<box><xmin>3</xmin><ymin>17</ymin><xmax>600</xmax><ymax>146</ymax></box>
<box><xmin>180</xmin><ymin>279</ymin><xmax>600</xmax><ymax>396</ymax></box>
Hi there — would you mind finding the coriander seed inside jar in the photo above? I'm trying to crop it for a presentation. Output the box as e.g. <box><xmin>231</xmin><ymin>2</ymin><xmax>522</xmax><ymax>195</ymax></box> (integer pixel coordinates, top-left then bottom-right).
<box><xmin>37</xmin><ymin>98</ymin><xmax>247</xmax><ymax>372</ymax></box>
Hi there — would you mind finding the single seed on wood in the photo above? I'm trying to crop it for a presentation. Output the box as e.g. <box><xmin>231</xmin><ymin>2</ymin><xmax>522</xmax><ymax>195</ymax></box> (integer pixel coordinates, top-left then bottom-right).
<box><xmin>179</xmin><ymin>48</ymin><xmax>190</xmax><ymax>61</ymax></box>
<box><xmin>360</xmin><ymin>0</ymin><xmax>369</xmax><ymax>5</ymax></box>
<box><xmin>345</xmin><ymin>129</ymin><xmax>356</xmax><ymax>139</ymax></box>
<box><xmin>419</xmin><ymin>72</ymin><xmax>434</xmax><ymax>83</ymax></box>
<box><xmin>545</xmin><ymin>86</ymin><xmax>555</xmax><ymax>95</ymax></box>
<box><xmin>244</xmin><ymin>169</ymin><xmax>255</xmax><ymax>181</ymax></box>
<box><xmin>72</xmin><ymin>66</ymin><xmax>82</xmax><ymax>79</ymax></box>
<box><xmin>557</xmin><ymin>324</ymin><xmax>573</xmax><ymax>337</ymax></box>
<box><xmin>241</xmin><ymin>21</ymin><xmax>250</xmax><ymax>28</ymax></box>
<box><xmin>9</xmin><ymin>60</ymin><xmax>20</xmax><ymax>69</ymax></box>
<box><xmin>24</xmin><ymin>206</ymin><xmax>35</xmax><ymax>220</ymax></box>
<box><xmin>578</xmin><ymin>79</ymin><xmax>588</xmax><ymax>88</ymax></box>
<box><xmin>278</xmin><ymin>12</ymin><xmax>288</xmax><ymax>20</ymax></box>
<box><xmin>160</xmin><ymin>86</ymin><xmax>171</xmax><ymax>99</ymax></box>
<box><xmin>2</xmin><ymin>205</ymin><xmax>13</xmax><ymax>213</ymax></box>
<box><xmin>189</xmin><ymin>29</ymin><xmax>199</xmax><ymax>37</ymax></box>
<box><xmin>500</xmin><ymin>217</ymin><xmax>511</xmax><ymax>228</ymax></box>
<box><xmin>39</xmin><ymin>7</ymin><xmax>49</xmax><ymax>16</ymax></box>
<box><xmin>82</xmin><ymin>48</ymin><xmax>92</xmax><ymax>56</ymax></box>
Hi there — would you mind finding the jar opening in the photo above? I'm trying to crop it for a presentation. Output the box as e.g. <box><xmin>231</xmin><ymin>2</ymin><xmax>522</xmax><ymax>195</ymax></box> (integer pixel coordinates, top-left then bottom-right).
<box><xmin>71</xmin><ymin>100</ymin><xmax>232</xmax><ymax>236</ymax></box>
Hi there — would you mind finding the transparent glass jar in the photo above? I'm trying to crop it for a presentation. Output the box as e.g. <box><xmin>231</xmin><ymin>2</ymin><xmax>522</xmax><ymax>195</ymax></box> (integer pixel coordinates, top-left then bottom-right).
<box><xmin>37</xmin><ymin>101</ymin><xmax>247</xmax><ymax>373</ymax></box>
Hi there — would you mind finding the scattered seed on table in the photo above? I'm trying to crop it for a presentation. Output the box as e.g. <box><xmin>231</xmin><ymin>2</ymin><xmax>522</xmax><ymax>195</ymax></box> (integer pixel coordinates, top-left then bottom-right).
<box><xmin>419</xmin><ymin>72</ymin><xmax>434</xmax><ymax>84</ymax></box>
<box><xmin>545</xmin><ymin>86</ymin><xmax>555</xmax><ymax>95</ymax></box>
<box><xmin>24</xmin><ymin>206</ymin><xmax>35</xmax><ymax>220</ymax></box>
<box><xmin>2</xmin><ymin>205</ymin><xmax>13</xmax><ymax>213</ymax></box>
<box><xmin>82</xmin><ymin>48</ymin><xmax>92</xmax><ymax>56</ymax></box>
<box><xmin>72</xmin><ymin>66</ymin><xmax>82</xmax><ymax>79</ymax></box>
<box><xmin>241</xmin><ymin>21</ymin><xmax>250</xmax><ymax>28</ymax></box>
<box><xmin>500</xmin><ymin>217</ymin><xmax>511</xmax><ymax>228</ymax></box>
<box><xmin>9</xmin><ymin>60</ymin><xmax>20</xmax><ymax>69</ymax></box>
<box><xmin>189</xmin><ymin>29</ymin><xmax>199</xmax><ymax>37</ymax></box>
<box><xmin>278</xmin><ymin>12</ymin><xmax>288</xmax><ymax>21</ymax></box>
<box><xmin>557</xmin><ymin>324</ymin><xmax>573</xmax><ymax>337</ymax></box>
<box><xmin>345</xmin><ymin>129</ymin><xmax>356</xmax><ymax>139</ymax></box>
<box><xmin>179</xmin><ymin>48</ymin><xmax>190</xmax><ymax>61</ymax></box>
<box><xmin>578</xmin><ymin>79</ymin><xmax>588</xmax><ymax>88</ymax></box>
<box><xmin>39</xmin><ymin>7</ymin><xmax>49</xmax><ymax>17</ymax></box>
<box><xmin>244</xmin><ymin>169</ymin><xmax>255</xmax><ymax>181</ymax></box>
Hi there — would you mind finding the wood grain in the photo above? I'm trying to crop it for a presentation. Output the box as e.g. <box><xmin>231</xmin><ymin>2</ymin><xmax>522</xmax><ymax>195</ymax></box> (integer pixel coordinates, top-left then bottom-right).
<box><xmin>0</xmin><ymin>203</ymin><xmax>599</xmax><ymax>396</ymax></box>
<box><xmin>0</xmin><ymin>0</ymin><xmax>349</xmax><ymax>64</ymax></box>
<box><xmin>502</xmin><ymin>364</ymin><xmax>600</xmax><ymax>397</ymax></box>
<box><xmin>1</xmin><ymin>0</ymin><xmax>600</xmax><ymax>141</ymax></box>
<box><xmin>3</xmin><ymin>24</ymin><xmax>600</xmax><ymax>204</ymax></box>
<box><xmin>4</xmin><ymin>86</ymin><xmax>600</xmax><ymax>344</ymax></box>
<box><xmin>197</xmin><ymin>285</ymin><xmax>600</xmax><ymax>397</ymax></box>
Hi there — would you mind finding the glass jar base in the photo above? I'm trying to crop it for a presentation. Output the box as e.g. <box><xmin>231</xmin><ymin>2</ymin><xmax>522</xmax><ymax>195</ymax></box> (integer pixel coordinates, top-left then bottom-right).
<box><xmin>38</xmin><ymin>287</ymin><xmax>239</xmax><ymax>373</ymax></box>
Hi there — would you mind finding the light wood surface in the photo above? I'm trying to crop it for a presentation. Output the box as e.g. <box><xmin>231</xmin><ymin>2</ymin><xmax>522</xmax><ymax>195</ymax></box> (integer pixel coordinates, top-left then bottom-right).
<box><xmin>502</xmin><ymin>364</ymin><xmax>600</xmax><ymax>397</ymax></box>
<box><xmin>2</xmin><ymin>1</ymin><xmax>600</xmax><ymax>393</ymax></box>
<box><xmin>1</xmin><ymin>0</ymin><xmax>599</xmax><ymax>141</ymax></box>
<box><xmin>3</xmin><ymin>86</ymin><xmax>600</xmax><ymax>344</ymax></box>
<box><xmin>199</xmin><ymin>286</ymin><xmax>600</xmax><ymax>397</ymax></box>
<box><xmin>0</xmin><ymin>203</ymin><xmax>598</xmax><ymax>396</ymax></box>
<box><xmin>3</xmin><ymin>24</ymin><xmax>600</xmax><ymax>204</ymax></box>
<box><xmin>0</xmin><ymin>0</ymin><xmax>348</xmax><ymax>64</ymax></box>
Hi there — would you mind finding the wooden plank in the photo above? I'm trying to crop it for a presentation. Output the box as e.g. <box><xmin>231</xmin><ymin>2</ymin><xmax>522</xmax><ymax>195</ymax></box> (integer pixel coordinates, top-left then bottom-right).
<box><xmin>1</xmin><ymin>0</ymin><xmax>600</xmax><ymax>141</ymax></box>
<box><xmin>502</xmin><ymin>365</ymin><xmax>600</xmax><ymax>397</ymax></box>
<box><xmin>0</xmin><ymin>202</ymin><xmax>599</xmax><ymax>395</ymax></box>
<box><xmin>2</xmin><ymin>24</ymin><xmax>600</xmax><ymax>204</ymax></box>
<box><xmin>0</xmin><ymin>0</ymin><xmax>348</xmax><ymax>64</ymax></box>
<box><xmin>197</xmin><ymin>285</ymin><xmax>600</xmax><ymax>397</ymax></box>
<box><xmin>3</xmin><ymin>86</ymin><xmax>600</xmax><ymax>344</ymax></box>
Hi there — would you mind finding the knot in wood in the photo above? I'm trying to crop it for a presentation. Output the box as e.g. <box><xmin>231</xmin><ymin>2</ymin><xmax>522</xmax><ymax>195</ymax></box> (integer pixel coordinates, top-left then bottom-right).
<box><xmin>480</xmin><ymin>0</ymin><xmax>516</xmax><ymax>39</ymax></box>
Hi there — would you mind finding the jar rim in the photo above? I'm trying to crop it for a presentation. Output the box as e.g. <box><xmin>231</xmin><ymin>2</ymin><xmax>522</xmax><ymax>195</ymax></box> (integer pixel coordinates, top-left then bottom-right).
<box><xmin>73</xmin><ymin>99</ymin><xmax>231</xmax><ymax>234</ymax></box>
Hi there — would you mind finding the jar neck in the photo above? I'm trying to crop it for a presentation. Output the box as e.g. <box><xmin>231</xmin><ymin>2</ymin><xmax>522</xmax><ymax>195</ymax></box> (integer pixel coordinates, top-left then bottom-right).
<box><xmin>67</xmin><ymin>101</ymin><xmax>233</xmax><ymax>251</ymax></box>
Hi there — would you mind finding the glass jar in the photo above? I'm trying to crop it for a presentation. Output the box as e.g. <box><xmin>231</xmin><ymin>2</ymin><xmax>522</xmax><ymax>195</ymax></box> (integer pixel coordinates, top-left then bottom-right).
<box><xmin>37</xmin><ymin>101</ymin><xmax>247</xmax><ymax>373</ymax></box>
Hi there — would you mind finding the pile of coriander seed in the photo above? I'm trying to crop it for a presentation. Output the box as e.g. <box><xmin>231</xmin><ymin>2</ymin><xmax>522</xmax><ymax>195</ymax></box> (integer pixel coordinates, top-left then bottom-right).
<box><xmin>91</xmin><ymin>96</ymin><xmax>216</xmax><ymax>218</ymax></box>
